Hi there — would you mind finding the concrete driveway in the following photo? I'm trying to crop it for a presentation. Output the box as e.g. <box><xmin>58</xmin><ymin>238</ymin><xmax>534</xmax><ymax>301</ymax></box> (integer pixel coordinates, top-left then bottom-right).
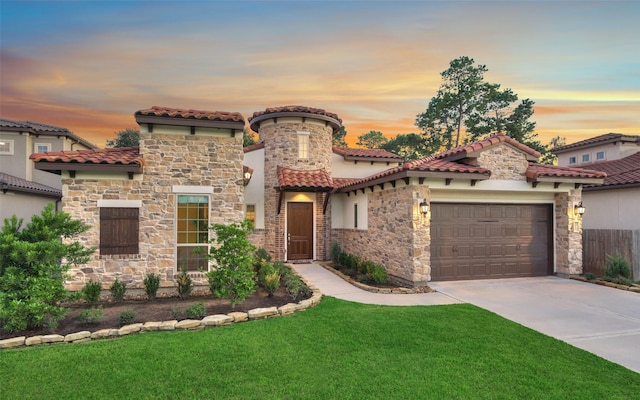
<box><xmin>429</xmin><ymin>277</ymin><xmax>640</xmax><ymax>374</ymax></box>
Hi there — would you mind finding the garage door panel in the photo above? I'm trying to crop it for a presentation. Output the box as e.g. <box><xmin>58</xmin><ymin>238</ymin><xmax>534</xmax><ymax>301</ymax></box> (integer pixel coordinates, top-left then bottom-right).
<box><xmin>431</xmin><ymin>203</ymin><xmax>552</xmax><ymax>281</ymax></box>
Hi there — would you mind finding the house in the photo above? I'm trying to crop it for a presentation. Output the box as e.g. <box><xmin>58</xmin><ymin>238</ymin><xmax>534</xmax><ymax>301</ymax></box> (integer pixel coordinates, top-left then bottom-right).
<box><xmin>553</xmin><ymin>133</ymin><xmax>640</xmax><ymax>279</ymax></box>
<box><xmin>30</xmin><ymin>105</ymin><xmax>605</xmax><ymax>290</ymax></box>
<box><xmin>0</xmin><ymin>118</ymin><xmax>96</xmax><ymax>222</ymax></box>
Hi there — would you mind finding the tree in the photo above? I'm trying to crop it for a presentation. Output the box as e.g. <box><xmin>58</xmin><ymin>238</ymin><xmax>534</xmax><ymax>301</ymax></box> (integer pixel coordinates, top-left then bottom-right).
<box><xmin>381</xmin><ymin>133</ymin><xmax>429</xmax><ymax>161</ymax></box>
<box><xmin>356</xmin><ymin>130</ymin><xmax>388</xmax><ymax>149</ymax></box>
<box><xmin>243</xmin><ymin>129</ymin><xmax>258</xmax><ymax>147</ymax></box>
<box><xmin>416</xmin><ymin>56</ymin><xmax>488</xmax><ymax>150</ymax></box>
<box><xmin>106</xmin><ymin>128</ymin><xmax>140</xmax><ymax>148</ymax></box>
<box><xmin>333</xmin><ymin>126</ymin><xmax>348</xmax><ymax>147</ymax></box>
<box><xmin>539</xmin><ymin>136</ymin><xmax>567</xmax><ymax>165</ymax></box>
<box><xmin>0</xmin><ymin>205</ymin><xmax>94</xmax><ymax>332</ymax></box>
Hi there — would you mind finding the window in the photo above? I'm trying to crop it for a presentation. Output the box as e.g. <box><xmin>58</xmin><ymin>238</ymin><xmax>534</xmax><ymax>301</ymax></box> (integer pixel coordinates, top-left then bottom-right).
<box><xmin>176</xmin><ymin>195</ymin><xmax>209</xmax><ymax>271</ymax></box>
<box><xmin>298</xmin><ymin>132</ymin><xmax>310</xmax><ymax>159</ymax></box>
<box><xmin>354</xmin><ymin>203</ymin><xmax>358</xmax><ymax>228</ymax></box>
<box><xmin>568</xmin><ymin>156</ymin><xmax>577</xmax><ymax>165</ymax></box>
<box><xmin>34</xmin><ymin>143</ymin><xmax>51</xmax><ymax>153</ymax></box>
<box><xmin>0</xmin><ymin>139</ymin><xmax>13</xmax><ymax>155</ymax></box>
<box><xmin>596</xmin><ymin>151</ymin><xmax>605</xmax><ymax>160</ymax></box>
<box><xmin>582</xmin><ymin>154</ymin><xmax>590</xmax><ymax>163</ymax></box>
<box><xmin>245</xmin><ymin>204</ymin><xmax>256</xmax><ymax>225</ymax></box>
<box><xmin>100</xmin><ymin>208</ymin><xmax>139</xmax><ymax>255</ymax></box>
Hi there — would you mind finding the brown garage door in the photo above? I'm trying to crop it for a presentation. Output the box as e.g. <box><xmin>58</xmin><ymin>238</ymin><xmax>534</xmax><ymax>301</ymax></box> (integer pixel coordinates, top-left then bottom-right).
<box><xmin>431</xmin><ymin>203</ymin><xmax>552</xmax><ymax>281</ymax></box>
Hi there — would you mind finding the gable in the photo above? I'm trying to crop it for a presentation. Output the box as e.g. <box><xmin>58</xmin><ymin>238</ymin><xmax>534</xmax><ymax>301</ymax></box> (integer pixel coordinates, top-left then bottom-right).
<box><xmin>476</xmin><ymin>143</ymin><xmax>529</xmax><ymax>181</ymax></box>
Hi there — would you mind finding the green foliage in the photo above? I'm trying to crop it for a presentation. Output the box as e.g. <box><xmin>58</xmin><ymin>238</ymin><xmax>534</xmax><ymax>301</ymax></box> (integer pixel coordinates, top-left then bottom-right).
<box><xmin>381</xmin><ymin>133</ymin><xmax>429</xmax><ymax>161</ymax></box>
<box><xmin>106</xmin><ymin>128</ymin><xmax>140</xmax><ymax>148</ymax></box>
<box><xmin>143</xmin><ymin>273</ymin><xmax>161</xmax><ymax>300</ymax></box>
<box><xmin>329</xmin><ymin>242</ymin><xmax>342</xmax><ymax>264</ymax></box>
<box><xmin>185</xmin><ymin>303</ymin><xmax>207</xmax><ymax>319</ymax></box>
<box><xmin>0</xmin><ymin>204</ymin><xmax>93</xmax><ymax>332</ymax></box>
<box><xmin>284</xmin><ymin>275</ymin><xmax>311</xmax><ymax>301</ymax></box>
<box><xmin>171</xmin><ymin>305</ymin><xmax>183</xmax><ymax>320</ymax></box>
<box><xmin>77</xmin><ymin>307</ymin><xmax>104</xmax><ymax>325</ymax></box>
<box><xmin>539</xmin><ymin>136</ymin><xmax>566</xmax><ymax>165</ymax></box>
<box><xmin>176</xmin><ymin>268</ymin><xmax>193</xmax><ymax>299</ymax></box>
<box><xmin>331</xmin><ymin>247</ymin><xmax>388</xmax><ymax>285</ymax></box>
<box><xmin>356</xmin><ymin>130</ymin><xmax>388</xmax><ymax>149</ymax></box>
<box><xmin>243</xmin><ymin>129</ymin><xmax>257</xmax><ymax>147</ymax></box>
<box><xmin>369</xmin><ymin>264</ymin><xmax>389</xmax><ymax>284</ymax></box>
<box><xmin>604</xmin><ymin>252</ymin><xmax>631</xmax><ymax>280</ymax></box>
<box><xmin>258</xmin><ymin>261</ymin><xmax>281</xmax><ymax>297</ymax></box>
<box><xmin>206</xmin><ymin>221</ymin><xmax>257</xmax><ymax>307</ymax></box>
<box><xmin>109</xmin><ymin>277</ymin><xmax>127</xmax><ymax>302</ymax></box>
<box><xmin>332</xmin><ymin>126</ymin><xmax>348</xmax><ymax>147</ymax></box>
<box><xmin>81</xmin><ymin>279</ymin><xmax>102</xmax><ymax>303</ymax></box>
<box><xmin>119</xmin><ymin>309</ymin><xmax>136</xmax><ymax>326</ymax></box>
<box><xmin>583</xmin><ymin>272</ymin><xmax>597</xmax><ymax>281</ymax></box>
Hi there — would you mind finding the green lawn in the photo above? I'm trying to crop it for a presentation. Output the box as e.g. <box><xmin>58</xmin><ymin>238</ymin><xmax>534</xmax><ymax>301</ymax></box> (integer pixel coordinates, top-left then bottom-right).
<box><xmin>1</xmin><ymin>297</ymin><xmax>638</xmax><ymax>399</ymax></box>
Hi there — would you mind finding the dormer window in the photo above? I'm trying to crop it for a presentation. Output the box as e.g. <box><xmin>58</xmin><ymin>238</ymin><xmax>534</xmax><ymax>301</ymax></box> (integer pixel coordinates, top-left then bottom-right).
<box><xmin>298</xmin><ymin>132</ymin><xmax>310</xmax><ymax>159</ymax></box>
<box><xmin>596</xmin><ymin>151</ymin><xmax>605</xmax><ymax>161</ymax></box>
<box><xmin>569</xmin><ymin>156</ymin><xmax>577</xmax><ymax>165</ymax></box>
<box><xmin>582</xmin><ymin>154</ymin><xmax>590</xmax><ymax>163</ymax></box>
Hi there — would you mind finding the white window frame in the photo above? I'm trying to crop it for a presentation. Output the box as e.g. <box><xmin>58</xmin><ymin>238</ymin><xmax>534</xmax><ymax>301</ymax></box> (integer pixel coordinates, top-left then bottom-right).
<box><xmin>175</xmin><ymin>194</ymin><xmax>210</xmax><ymax>272</ymax></box>
<box><xmin>0</xmin><ymin>139</ymin><xmax>14</xmax><ymax>155</ymax></box>
<box><xmin>298</xmin><ymin>131</ymin><xmax>310</xmax><ymax>159</ymax></box>
<box><xmin>34</xmin><ymin>143</ymin><xmax>51</xmax><ymax>153</ymax></box>
<box><xmin>568</xmin><ymin>156</ymin><xmax>577</xmax><ymax>165</ymax></box>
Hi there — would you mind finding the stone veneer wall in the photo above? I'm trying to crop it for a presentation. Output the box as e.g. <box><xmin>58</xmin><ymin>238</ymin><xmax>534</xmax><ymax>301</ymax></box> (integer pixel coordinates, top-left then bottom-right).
<box><xmin>62</xmin><ymin>131</ymin><xmax>244</xmax><ymax>291</ymax></box>
<box><xmin>258</xmin><ymin>118</ymin><xmax>333</xmax><ymax>261</ymax></box>
<box><xmin>555</xmin><ymin>188</ymin><xmax>584</xmax><ymax>276</ymax></box>
<box><xmin>331</xmin><ymin>184</ymin><xmax>431</xmax><ymax>286</ymax></box>
<box><xmin>477</xmin><ymin>143</ymin><xmax>529</xmax><ymax>180</ymax></box>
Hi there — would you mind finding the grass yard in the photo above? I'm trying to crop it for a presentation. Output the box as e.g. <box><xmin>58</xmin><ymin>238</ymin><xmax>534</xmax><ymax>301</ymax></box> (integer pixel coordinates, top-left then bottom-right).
<box><xmin>1</xmin><ymin>297</ymin><xmax>638</xmax><ymax>399</ymax></box>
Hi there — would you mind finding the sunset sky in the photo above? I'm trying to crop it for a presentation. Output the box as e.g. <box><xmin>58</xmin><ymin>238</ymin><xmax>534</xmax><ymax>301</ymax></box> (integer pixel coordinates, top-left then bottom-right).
<box><xmin>1</xmin><ymin>1</ymin><xmax>638</xmax><ymax>148</ymax></box>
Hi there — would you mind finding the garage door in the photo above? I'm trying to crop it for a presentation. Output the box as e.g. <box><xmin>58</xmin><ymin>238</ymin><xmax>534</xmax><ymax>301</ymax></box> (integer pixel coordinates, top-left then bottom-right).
<box><xmin>430</xmin><ymin>203</ymin><xmax>552</xmax><ymax>281</ymax></box>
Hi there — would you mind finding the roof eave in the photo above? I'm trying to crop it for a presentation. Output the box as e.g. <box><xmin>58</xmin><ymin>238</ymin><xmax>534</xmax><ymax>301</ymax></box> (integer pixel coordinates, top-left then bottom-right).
<box><xmin>583</xmin><ymin>182</ymin><xmax>640</xmax><ymax>191</ymax></box>
<box><xmin>34</xmin><ymin>162</ymin><xmax>143</xmax><ymax>174</ymax></box>
<box><xmin>528</xmin><ymin>176</ymin><xmax>605</xmax><ymax>185</ymax></box>
<box><xmin>337</xmin><ymin>170</ymin><xmax>490</xmax><ymax>193</ymax></box>
<box><xmin>249</xmin><ymin>111</ymin><xmax>341</xmax><ymax>133</ymax></box>
<box><xmin>135</xmin><ymin>115</ymin><xmax>245</xmax><ymax>131</ymax></box>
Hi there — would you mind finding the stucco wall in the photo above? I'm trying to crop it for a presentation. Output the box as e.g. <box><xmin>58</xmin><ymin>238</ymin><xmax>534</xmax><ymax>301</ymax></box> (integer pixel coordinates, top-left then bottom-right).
<box><xmin>582</xmin><ymin>188</ymin><xmax>640</xmax><ymax>230</ymax></box>
<box><xmin>0</xmin><ymin>192</ymin><xmax>57</xmax><ymax>222</ymax></box>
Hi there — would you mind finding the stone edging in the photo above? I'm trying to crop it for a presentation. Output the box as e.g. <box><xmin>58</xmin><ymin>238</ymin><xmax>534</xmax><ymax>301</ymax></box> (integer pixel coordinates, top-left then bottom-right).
<box><xmin>570</xmin><ymin>276</ymin><xmax>640</xmax><ymax>293</ymax></box>
<box><xmin>0</xmin><ymin>272</ymin><xmax>323</xmax><ymax>350</ymax></box>
<box><xmin>318</xmin><ymin>262</ymin><xmax>434</xmax><ymax>294</ymax></box>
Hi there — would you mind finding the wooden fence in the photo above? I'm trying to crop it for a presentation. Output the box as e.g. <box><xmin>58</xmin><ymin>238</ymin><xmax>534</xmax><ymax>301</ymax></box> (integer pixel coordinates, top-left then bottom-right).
<box><xmin>583</xmin><ymin>229</ymin><xmax>640</xmax><ymax>280</ymax></box>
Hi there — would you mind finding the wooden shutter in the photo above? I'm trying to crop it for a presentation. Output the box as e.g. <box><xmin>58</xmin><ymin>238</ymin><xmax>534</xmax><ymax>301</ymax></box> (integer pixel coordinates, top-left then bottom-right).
<box><xmin>100</xmin><ymin>208</ymin><xmax>139</xmax><ymax>255</ymax></box>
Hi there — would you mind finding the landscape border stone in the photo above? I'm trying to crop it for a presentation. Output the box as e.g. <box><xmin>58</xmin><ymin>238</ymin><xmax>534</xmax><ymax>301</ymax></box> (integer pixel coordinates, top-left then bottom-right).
<box><xmin>0</xmin><ymin>268</ymin><xmax>323</xmax><ymax>351</ymax></box>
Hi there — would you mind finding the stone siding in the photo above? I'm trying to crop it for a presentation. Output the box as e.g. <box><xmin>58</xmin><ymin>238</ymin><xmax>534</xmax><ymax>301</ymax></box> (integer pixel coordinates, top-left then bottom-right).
<box><xmin>477</xmin><ymin>143</ymin><xmax>529</xmax><ymax>180</ymax></box>
<box><xmin>555</xmin><ymin>188</ymin><xmax>584</xmax><ymax>276</ymax></box>
<box><xmin>63</xmin><ymin>131</ymin><xmax>244</xmax><ymax>290</ymax></box>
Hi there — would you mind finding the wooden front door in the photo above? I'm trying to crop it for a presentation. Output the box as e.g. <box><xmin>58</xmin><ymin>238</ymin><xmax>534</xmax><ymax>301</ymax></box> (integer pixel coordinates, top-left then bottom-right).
<box><xmin>287</xmin><ymin>202</ymin><xmax>314</xmax><ymax>260</ymax></box>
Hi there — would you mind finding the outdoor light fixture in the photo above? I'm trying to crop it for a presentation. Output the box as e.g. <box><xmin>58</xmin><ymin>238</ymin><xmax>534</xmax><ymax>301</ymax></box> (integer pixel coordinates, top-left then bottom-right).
<box><xmin>420</xmin><ymin>199</ymin><xmax>429</xmax><ymax>215</ymax></box>
<box><xmin>575</xmin><ymin>202</ymin><xmax>586</xmax><ymax>216</ymax></box>
<box><xmin>243</xmin><ymin>169</ymin><xmax>253</xmax><ymax>186</ymax></box>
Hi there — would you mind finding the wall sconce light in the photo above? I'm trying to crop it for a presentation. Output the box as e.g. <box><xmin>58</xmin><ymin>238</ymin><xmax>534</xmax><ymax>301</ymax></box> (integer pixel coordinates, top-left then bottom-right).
<box><xmin>574</xmin><ymin>202</ymin><xmax>585</xmax><ymax>217</ymax></box>
<box><xmin>419</xmin><ymin>198</ymin><xmax>429</xmax><ymax>215</ymax></box>
<box><xmin>243</xmin><ymin>168</ymin><xmax>253</xmax><ymax>186</ymax></box>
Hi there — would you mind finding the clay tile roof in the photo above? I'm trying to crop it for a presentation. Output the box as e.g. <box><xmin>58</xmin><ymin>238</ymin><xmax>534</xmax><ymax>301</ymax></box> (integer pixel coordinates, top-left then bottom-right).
<box><xmin>332</xmin><ymin>147</ymin><xmax>401</xmax><ymax>160</ymax></box>
<box><xmin>30</xmin><ymin>147</ymin><xmax>143</xmax><ymax>167</ymax></box>
<box><xmin>0</xmin><ymin>118</ymin><xmax>97</xmax><ymax>149</ymax></box>
<box><xmin>436</xmin><ymin>134</ymin><xmax>540</xmax><ymax>161</ymax></box>
<box><xmin>552</xmin><ymin>133</ymin><xmax>640</xmax><ymax>153</ymax></box>
<box><xmin>0</xmin><ymin>172</ymin><xmax>61</xmax><ymax>198</ymax></box>
<box><xmin>277</xmin><ymin>166</ymin><xmax>333</xmax><ymax>191</ymax></box>
<box><xmin>580</xmin><ymin>152</ymin><xmax>640</xmax><ymax>189</ymax></box>
<box><xmin>525</xmin><ymin>163</ymin><xmax>606</xmax><ymax>181</ymax></box>
<box><xmin>135</xmin><ymin>106</ymin><xmax>244</xmax><ymax>123</ymax></box>
<box><xmin>248</xmin><ymin>105</ymin><xmax>342</xmax><ymax>133</ymax></box>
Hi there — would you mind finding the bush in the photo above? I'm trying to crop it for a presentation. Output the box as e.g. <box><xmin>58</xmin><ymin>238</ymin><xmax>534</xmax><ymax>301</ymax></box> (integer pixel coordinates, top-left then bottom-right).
<box><xmin>144</xmin><ymin>273</ymin><xmax>161</xmax><ymax>300</ymax></box>
<box><xmin>171</xmin><ymin>305</ymin><xmax>183</xmax><ymax>320</ymax></box>
<box><xmin>82</xmin><ymin>279</ymin><xmax>102</xmax><ymax>303</ymax></box>
<box><xmin>330</xmin><ymin>242</ymin><xmax>342</xmax><ymax>264</ymax></box>
<box><xmin>284</xmin><ymin>274</ymin><xmax>310</xmax><ymax>301</ymax></box>
<box><xmin>263</xmin><ymin>271</ymin><xmax>281</xmax><ymax>297</ymax></box>
<box><xmin>583</xmin><ymin>272</ymin><xmax>597</xmax><ymax>281</ymax></box>
<box><xmin>0</xmin><ymin>205</ymin><xmax>93</xmax><ymax>332</ymax></box>
<box><xmin>254</xmin><ymin>247</ymin><xmax>272</xmax><ymax>272</ymax></box>
<box><xmin>109</xmin><ymin>277</ymin><xmax>127</xmax><ymax>302</ymax></box>
<box><xmin>609</xmin><ymin>276</ymin><xmax>634</xmax><ymax>286</ymax></box>
<box><xmin>369</xmin><ymin>264</ymin><xmax>388</xmax><ymax>284</ymax></box>
<box><xmin>206</xmin><ymin>221</ymin><xmax>257</xmax><ymax>307</ymax></box>
<box><xmin>176</xmin><ymin>268</ymin><xmax>192</xmax><ymax>299</ymax></box>
<box><xmin>186</xmin><ymin>303</ymin><xmax>207</xmax><ymax>319</ymax></box>
<box><xmin>78</xmin><ymin>307</ymin><xmax>104</xmax><ymax>325</ymax></box>
<box><xmin>604</xmin><ymin>253</ymin><xmax>631</xmax><ymax>280</ymax></box>
<box><xmin>119</xmin><ymin>309</ymin><xmax>136</xmax><ymax>326</ymax></box>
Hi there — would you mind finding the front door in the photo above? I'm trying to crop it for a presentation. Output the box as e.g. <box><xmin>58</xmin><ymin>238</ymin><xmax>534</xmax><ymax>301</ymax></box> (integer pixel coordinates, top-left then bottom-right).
<box><xmin>287</xmin><ymin>202</ymin><xmax>313</xmax><ymax>260</ymax></box>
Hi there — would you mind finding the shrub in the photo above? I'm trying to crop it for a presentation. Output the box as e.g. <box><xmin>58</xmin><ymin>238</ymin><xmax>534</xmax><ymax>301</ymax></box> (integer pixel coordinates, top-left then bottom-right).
<box><xmin>330</xmin><ymin>242</ymin><xmax>342</xmax><ymax>264</ymax></box>
<box><xmin>171</xmin><ymin>305</ymin><xmax>183</xmax><ymax>320</ymax></box>
<box><xmin>369</xmin><ymin>264</ymin><xmax>388</xmax><ymax>284</ymax></box>
<box><xmin>119</xmin><ymin>309</ymin><xmax>136</xmax><ymax>326</ymax></box>
<box><xmin>143</xmin><ymin>273</ymin><xmax>161</xmax><ymax>300</ymax></box>
<box><xmin>206</xmin><ymin>221</ymin><xmax>257</xmax><ymax>307</ymax></box>
<box><xmin>78</xmin><ymin>307</ymin><xmax>104</xmax><ymax>325</ymax></box>
<box><xmin>0</xmin><ymin>205</ymin><xmax>93</xmax><ymax>332</ymax></box>
<box><xmin>583</xmin><ymin>272</ymin><xmax>597</xmax><ymax>281</ymax></box>
<box><xmin>284</xmin><ymin>274</ymin><xmax>310</xmax><ymax>301</ymax></box>
<box><xmin>82</xmin><ymin>279</ymin><xmax>102</xmax><ymax>303</ymax></box>
<box><xmin>186</xmin><ymin>302</ymin><xmax>207</xmax><ymax>319</ymax></box>
<box><xmin>604</xmin><ymin>252</ymin><xmax>631</xmax><ymax>280</ymax></box>
<box><xmin>263</xmin><ymin>271</ymin><xmax>281</xmax><ymax>297</ymax></box>
<box><xmin>109</xmin><ymin>277</ymin><xmax>127</xmax><ymax>302</ymax></box>
<box><xmin>176</xmin><ymin>268</ymin><xmax>193</xmax><ymax>299</ymax></box>
<box><xmin>609</xmin><ymin>276</ymin><xmax>634</xmax><ymax>286</ymax></box>
<box><xmin>254</xmin><ymin>247</ymin><xmax>272</xmax><ymax>272</ymax></box>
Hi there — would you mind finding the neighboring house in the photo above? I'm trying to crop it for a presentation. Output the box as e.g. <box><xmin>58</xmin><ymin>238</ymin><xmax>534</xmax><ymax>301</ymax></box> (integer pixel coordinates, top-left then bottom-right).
<box><xmin>553</xmin><ymin>133</ymin><xmax>640</xmax><ymax>279</ymax></box>
<box><xmin>31</xmin><ymin>105</ymin><xmax>605</xmax><ymax>290</ymax></box>
<box><xmin>0</xmin><ymin>118</ymin><xmax>96</xmax><ymax>222</ymax></box>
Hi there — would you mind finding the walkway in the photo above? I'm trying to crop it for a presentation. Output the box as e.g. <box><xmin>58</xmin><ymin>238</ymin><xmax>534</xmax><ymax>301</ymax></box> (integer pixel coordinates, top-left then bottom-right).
<box><xmin>292</xmin><ymin>263</ymin><xmax>640</xmax><ymax>374</ymax></box>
